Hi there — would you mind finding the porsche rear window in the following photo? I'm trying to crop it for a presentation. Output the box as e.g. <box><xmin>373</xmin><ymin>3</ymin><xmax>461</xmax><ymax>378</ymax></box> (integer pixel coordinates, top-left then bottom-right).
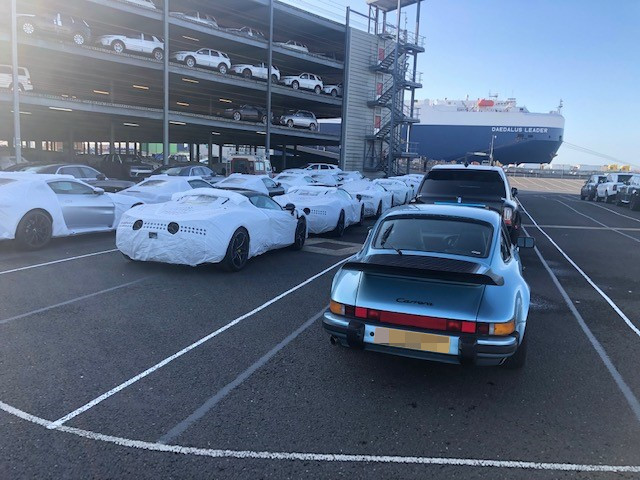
<box><xmin>221</xmin><ymin>178</ymin><xmax>247</xmax><ymax>185</ymax></box>
<box><xmin>139</xmin><ymin>180</ymin><xmax>167</xmax><ymax>187</ymax></box>
<box><xmin>373</xmin><ymin>217</ymin><xmax>494</xmax><ymax>258</ymax></box>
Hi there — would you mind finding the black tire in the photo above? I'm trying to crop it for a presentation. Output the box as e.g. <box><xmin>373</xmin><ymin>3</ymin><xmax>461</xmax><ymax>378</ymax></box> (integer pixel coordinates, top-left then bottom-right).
<box><xmin>261</xmin><ymin>115</ymin><xmax>268</xmax><ymax>125</ymax></box>
<box><xmin>332</xmin><ymin>210</ymin><xmax>345</xmax><ymax>237</ymax></box>
<box><xmin>291</xmin><ymin>80</ymin><xmax>299</xmax><ymax>90</ymax></box>
<box><xmin>580</xmin><ymin>194</ymin><xmax>585</xmax><ymax>200</ymax></box>
<box><xmin>242</xmin><ymin>68</ymin><xmax>252</xmax><ymax>79</ymax></box>
<box><xmin>185</xmin><ymin>56</ymin><xmax>196</xmax><ymax>68</ymax></box>
<box><xmin>376</xmin><ymin>202</ymin><xmax>382</xmax><ymax>218</ymax></box>
<box><xmin>291</xmin><ymin>218</ymin><xmax>306</xmax><ymax>250</ymax></box>
<box><xmin>233</xmin><ymin>111</ymin><xmax>242</xmax><ymax>121</ymax></box>
<box><xmin>502</xmin><ymin>333</ymin><xmax>527</xmax><ymax>369</ymax></box>
<box><xmin>218</xmin><ymin>63</ymin><xmax>228</xmax><ymax>74</ymax></box>
<box><xmin>15</xmin><ymin>210</ymin><xmax>52</xmax><ymax>250</ymax></box>
<box><xmin>9</xmin><ymin>83</ymin><xmax>24</xmax><ymax>93</ymax></box>
<box><xmin>630</xmin><ymin>195</ymin><xmax>640</xmax><ymax>211</ymax></box>
<box><xmin>616</xmin><ymin>196</ymin><xmax>624</xmax><ymax>206</ymax></box>
<box><xmin>21</xmin><ymin>21</ymin><xmax>35</xmax><ymax>36</ymax></box>
<box><xmin>314</xmin><ymin>85</ymin><xmax>321</xmax><ymax>94</ymax></box>
<box><xmin>112</xmin><ymin>40</ymin><xmax>125</xmax><ymax>54</ymax></box>
<box><xmin>72</xmin><ymin>31</ymin><xmax>86</xmax><ymax>45</ymax></box>
<box><xmin>357</xmin><ymin>206</ymin><xmax>365</xmax><ymax>226</ymax></box>
<box><xmin>595</xmin><ymin>194</ymin><xmax>601</xmax><ymax>202</ymax></box>
<box><xmin>605</xmin><ymin>194</ymin><xmax>614</xmax><ymax>204</ymax></box>
<box><xmin>153</xmin><ymin>49</ymin><xmax>164</xmax><ymax>61</ymax></box>
<box><xmin>309</xmin><ymin>123</ymin><xmax>317</xmax><ymax>132</ymax></box>
<box><xmin>222</xmin><ymin>228</ymin><xmax>250</xmax><ymax>272</ymax></box>
<box><xmin>330</xmin><ymin>88</ymin><xmax>338</xmax><ymax>97</ymax></box>
<box><xmin>286</xmin><ymin>119</ymin><xmax>294</xmax><ymax>128</ymax></box>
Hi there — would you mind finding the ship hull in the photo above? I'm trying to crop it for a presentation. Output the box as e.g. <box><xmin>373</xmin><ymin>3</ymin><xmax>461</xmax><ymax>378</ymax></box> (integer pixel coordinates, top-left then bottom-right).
<box><xmin>409</xmin><ymin>124</ymin><xmax>563</xmax><ymax>164</ymax></box>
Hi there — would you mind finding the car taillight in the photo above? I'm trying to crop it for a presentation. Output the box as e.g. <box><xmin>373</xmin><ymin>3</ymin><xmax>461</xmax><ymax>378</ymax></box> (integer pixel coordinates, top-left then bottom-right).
<box><xmin>476</xmin><ymin>319</ymin><xmax>515</xmax><ymax>336</ymax></box>
<box><xmin>503</xmin><ymin>206</ymin><xmax>513</xmax><ymax>226</ymax></box>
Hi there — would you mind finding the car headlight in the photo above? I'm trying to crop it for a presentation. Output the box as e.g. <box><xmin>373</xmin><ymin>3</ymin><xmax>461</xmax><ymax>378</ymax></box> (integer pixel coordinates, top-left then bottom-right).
<box><xmin>167</xmin><ymin>222</ymin><xmax>179</xmax><ymax>234</ymax></box>
<box><xmin>133</xmin><ymin>220</ymin><xmax>143</xmax><ymax>230</ymax></box>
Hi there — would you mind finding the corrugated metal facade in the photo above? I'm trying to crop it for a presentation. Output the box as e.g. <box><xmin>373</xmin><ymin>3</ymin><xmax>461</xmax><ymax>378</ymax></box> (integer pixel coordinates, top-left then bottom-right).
<box><xmin>341</xmin><ymin>27</ymin><xmax>378</xmax><ymax>172</ymax></box>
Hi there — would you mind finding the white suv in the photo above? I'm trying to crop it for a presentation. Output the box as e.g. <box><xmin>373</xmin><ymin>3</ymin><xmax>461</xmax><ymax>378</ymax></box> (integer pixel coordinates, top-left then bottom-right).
<box><xmin>170</xmin><ymin>48</ymin><xmax>231</xmax><ymax>73</ymax></box>
<box><xmin>279</xmin><ymin>110</ymin><xmax>318</xmax><ymax>130</ymax></box>
<box><xmin>0</xmin><ymin>65</ymin><xmax>33</xmax><ymax>92</ymax></box>
<box><xmin>305</xmin><ymin>163</ymin><xmax>342</xmax><ymax>173</ymax></box>
<box><xmin>281</xmin><ymin>73</ymin><xmax>323</xmax><ymax>94</ymax></box>
<box><xmin>230</xmin><ymin>63</ymin><xmax>280</xmax><ymax>82</ymax></box>
<box><xmin>97</xmin><ymin>33</ymin><xmax>164</xmax><ymax>60</ymax></box>
<box><xmin>595</xmin><ymin>172</ymin><xmax>634</xmax><ymax>203</ymax></box>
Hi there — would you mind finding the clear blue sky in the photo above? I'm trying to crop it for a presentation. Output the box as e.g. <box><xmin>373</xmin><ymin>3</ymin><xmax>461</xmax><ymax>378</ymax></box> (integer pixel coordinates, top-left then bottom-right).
<box><xmin>286</xmin><ymin>0</ymin><xmax>640</xmax><ymax>166</ymax></box>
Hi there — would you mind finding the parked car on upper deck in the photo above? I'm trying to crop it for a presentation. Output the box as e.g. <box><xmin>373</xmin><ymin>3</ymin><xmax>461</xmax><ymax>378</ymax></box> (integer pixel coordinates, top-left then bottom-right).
<box><xmin>170</xmin><ymin>48</ymin><xmax>230</xmax><ymax>73</ymax></box>
<box><xmin>230</xmin><ymin>63</ymin><xmax>280</xmax><ymax>82</ymax></box>
<box><xmin>275</xmin><ymin>40</ymin><xmax>309</xmax><ymax>53</ymax></box>
<box><xmin>170</xmin><ymin>11</ymin><xmax>219</xmax><ymax>28</ymax></box>
<box><xmin>223</xmin><ymin>104</ymin><xmax>270</xmax><ymax>124</ymax></box>
<box><xmin>18</xmin><ymin>12</ymin><xmax>91</xmax><ymax>45</ymax></box>
<box><xmin>323</xmin><ymin>204</ymin><xmax>535</xmax><ymax>368</ymax></box>
<box><xmin>123</xmin><ymin>0</ymin><xmax>157</xmax><ymax>8</ymax></box>
<box><xmin>616</xmin><ymin>174</ymin><xmax>640</xmax><ymax>210</ymax></box>
<box><xmin>305</xmin><ymin>163</ymin><xmax>342</xmax><ymax>173</ymax></box>
<box><xmin>0</xmin><ymin>172</ymin><xmax>141</xmax><ymax>250</ymax></box>
<box><xmin>97</xmin><ymin>33</ymin><xmax>164</xmax><ymax>60</ymax></box>
<box><xmin>279</xmin><ymin>110</ymin><xmax>318</xmax><ymax>130</ymax></box>
<box><xmin>226</xmin><ymin>26</ymin><xmax>265</xmax><ymax>39</ymax></box>
<box><xmin>595</xmin><ymin>173</ymin><xmax>634</xmax><ymax>203</ymax></box>
<box><xmin>323</xmin><ymin>83</ymin><xmax>342</xmax><ymax>97</ymax></box>
<box><xmin>281</xmin><ymin>73</ymin><xmax>323</xmax><ymax>94</ymax></box>
<box><xmin>416</xmin><ymin>165</ymin><xmax>521</xmax><ymax>244</ymax></box>
<box><xmin>580</xmin><ymin>174</ymin><xmax>607</xmax><ymax>201</ymax></box>
<box><xmin>0</xmin><ymin>65</ymin><xmax>33</xmax><ymax>92</ymax></box>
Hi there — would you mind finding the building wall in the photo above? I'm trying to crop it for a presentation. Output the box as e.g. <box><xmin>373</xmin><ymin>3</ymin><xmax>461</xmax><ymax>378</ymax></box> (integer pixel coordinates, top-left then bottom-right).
<box><xmin>341</xmin><ymin>27</ymin><xmax>378</xmax><ymax>172</ymax></box>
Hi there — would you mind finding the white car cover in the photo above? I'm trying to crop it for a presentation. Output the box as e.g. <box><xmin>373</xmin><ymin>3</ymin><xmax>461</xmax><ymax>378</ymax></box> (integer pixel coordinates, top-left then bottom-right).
<box><xmin>338</xmin><ymin>171</ymin><xmax>365</xmax><ymax>183</ymax></box>
<box><xmin>372</xmin><ymin>179</ymin><xmax>412</xmax><ymax>206</ymax></box>
<box><xmin>215</xmin><ymin>174</ymin><xmax>270</xmax><ymax>195</ymax></box>
<box><xmin>309</xmin><ymin>172</ymin><xmax>341</xmax><ymax>186</ymax></box>
<box><xmin>273</xmin><ymin>172</ymin><xmax>316</xmax><ymax>192</ymax></box>
<box><xmin>119</xmin><ymin>175</ymin><xmax>213</xmax><ymax>204</ymax></box>
<box><xmin>390</xmin><ymin>174</ymin><xmax>424</xmax><ymax>198</ymax></box>
<box><xmin>342</xmin><ymin>180</ymin><xmax>393</xmax><ymax>217</ymax></box>
<box><xmin>0</xmin><ymin>173</ymin><xmax>138</xmax><ymax>240</ymax></box>
<box><xmin>116</xmin><ymin>188</ymin><xmax>304</xmax><ymax>266</ymax></box>
<box><xmin>274</xmin><ymin>186</ymin><xmax>361</xmax><ymax>234</ymax></box>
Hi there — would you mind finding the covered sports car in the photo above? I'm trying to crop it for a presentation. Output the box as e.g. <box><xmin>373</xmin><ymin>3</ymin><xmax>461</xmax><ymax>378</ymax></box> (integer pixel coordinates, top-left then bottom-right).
<box><xmin>274</xmin><ymin>185</ymin><xmax>363</xmax><ymax>236</ymax></box>
<box><xmin>0</xmin><ymin>172</ymin><xmax>141</xmax><ymax>250</ymax></box>
<box><xmin>116</xmin><ymin>188</ymin><xmax>307</xmax><ymax>270</ymax></box>
<box><xmin>390</xmin><ymin>174</ymin><xmax>424</xmax><ymax>198</ymax></box>
<box><xmin>215</xmin><ymin>173</ymin><xmax>284</xmax><ymax>197</ymax></box>
<box><xmin>323</xmin><ymin>204</ymin><xmax>534</xmax><ymax>368</ymax></box>
<box><xmin>341</xmin><ymin>180</ymin><xmax>393</xmax><ymax>217</ymax></box>
<box><xmin>118</xmin><ymin>175</ymin><xmax>214</xmax><ymax>204</ymax></box>
<box><xmin>273</xmin><ymin>172</ymin><xmax>317</xmax><ymax>192</ymax></box>
<box><xmin>372</xmin><ymin>179</ymin><xmax>412</xmax><ymax>206</ymax></box>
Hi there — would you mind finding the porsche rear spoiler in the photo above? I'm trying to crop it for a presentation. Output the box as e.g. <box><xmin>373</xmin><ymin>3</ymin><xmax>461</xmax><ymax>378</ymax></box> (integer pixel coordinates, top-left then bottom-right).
<box><xmin>342</xmin><ymin>259</ymin><xmax>504</xmax><ymax>286</ymax></box>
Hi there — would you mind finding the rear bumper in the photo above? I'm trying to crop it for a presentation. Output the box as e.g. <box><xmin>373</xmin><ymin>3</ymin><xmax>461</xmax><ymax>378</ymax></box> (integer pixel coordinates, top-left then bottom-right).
<box><xmin>323</xmin><ymin>311</ymin><xmax>519</xmax><ymax>366</ymax></box>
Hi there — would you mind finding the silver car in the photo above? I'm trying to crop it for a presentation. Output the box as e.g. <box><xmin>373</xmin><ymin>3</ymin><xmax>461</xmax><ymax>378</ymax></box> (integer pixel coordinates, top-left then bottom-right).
<box><xmin>279</xmin><ymin>110</ymin><xmax>318</xmax><ymax>131</ymax></box>
<box><xmin>323</xmin><ymin>204</ymin><xmax>534</xmax><ymax>368</ymax></box>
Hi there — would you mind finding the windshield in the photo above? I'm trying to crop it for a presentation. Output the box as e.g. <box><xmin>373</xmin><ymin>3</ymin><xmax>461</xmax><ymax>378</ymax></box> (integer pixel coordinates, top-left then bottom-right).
<box><xmin>138</xmin><ymin>179</ymin><xmax>167</xmax><ymax>187</ymax></box>
<box><xmin>420</xmin><ymin>169</ymin><xmax>506</xmax><ymax>198</ymax></box>
<box><xmin>373</xmin><ymin>217</ymin><xmax>493</xmax><ymax>258</ymax></box>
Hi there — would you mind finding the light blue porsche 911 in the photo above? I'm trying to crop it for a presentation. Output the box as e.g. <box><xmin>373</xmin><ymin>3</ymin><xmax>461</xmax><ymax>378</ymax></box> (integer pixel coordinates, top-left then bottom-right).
<box><xmin>323</xmin><ymin>204</ymin><xmax>535</xmax><ymax>368</ymax></box>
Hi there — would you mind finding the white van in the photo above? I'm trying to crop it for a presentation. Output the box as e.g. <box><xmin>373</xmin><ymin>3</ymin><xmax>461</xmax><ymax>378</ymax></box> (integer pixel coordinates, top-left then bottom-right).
<box><xmin>0</xmin><ymin>65</ymin><xmax>33</xmax><ymax>92</ymax></box>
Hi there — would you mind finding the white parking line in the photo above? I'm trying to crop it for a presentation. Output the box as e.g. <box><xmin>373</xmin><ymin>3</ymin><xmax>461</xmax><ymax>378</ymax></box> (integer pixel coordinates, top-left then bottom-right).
<box><xmin>518</xmin><ymin>201</ymin><xmax>640</xmax><ymax>338</ymax></box>
<box><xmin>560</xmin><ymin>195</ymin><xmax>640</xmax><ymax>224</ymax></box>
<box><xmin>0</xmin><ymin>399</ymin><xmax>639</xmax><ymax>472</ymax></box>
<box><xmin>158</xmin><ymin>307</ymin><xmax>327</xmax><ymax>444</ymax></box>
<box><xmin>0</xmin><ymin>248</ymin><xmax>119</xmax><ymax>276</ymax></box>
<box><xmin>47</xmin><ymin>258</ymin><xmax>349</xmax><ymax>429</ymax></box>
<box><xmin>0</xmin><ymin>277</ymin><xmax>152</xmax><ymax>326</ymax></box>
<box><xmin>522</xmin><ymin>224</ymin><xmax>640</xmax><ymax>231</ymax></box>
<box><xmin>525</xmin><ymin>229</ymin><xmax>640</xmax><ymax>423</ymax></box>
<box><xmin>554</xmin><ymin>200</ymin><xmax>640</xmax><ymax>244</ymax></box>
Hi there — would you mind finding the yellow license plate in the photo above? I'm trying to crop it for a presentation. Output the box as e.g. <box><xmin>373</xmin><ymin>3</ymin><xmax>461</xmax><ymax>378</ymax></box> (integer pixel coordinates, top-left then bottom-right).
<box><xmin>373</xmin><ymin>327</ymin><xmax>451</xmax><ymax>353</ymax></box>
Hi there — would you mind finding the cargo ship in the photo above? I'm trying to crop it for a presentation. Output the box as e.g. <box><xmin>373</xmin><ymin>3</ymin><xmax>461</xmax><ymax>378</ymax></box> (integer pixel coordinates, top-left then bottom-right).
<box><xmin>410</xmin><ymin>97</ymin><xmax>565</xmax><ymax>164</ymax></box>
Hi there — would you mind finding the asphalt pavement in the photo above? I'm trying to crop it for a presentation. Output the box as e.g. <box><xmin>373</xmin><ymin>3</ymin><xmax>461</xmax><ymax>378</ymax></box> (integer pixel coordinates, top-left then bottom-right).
<box><xmin>1</xmin><ymin>177</ymin><xmax>640</xmax><ymax>479</ymax></box>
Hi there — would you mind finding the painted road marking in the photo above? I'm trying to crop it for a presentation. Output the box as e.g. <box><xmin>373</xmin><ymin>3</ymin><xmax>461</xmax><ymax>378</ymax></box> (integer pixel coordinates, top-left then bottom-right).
<box><xmin>0</xmin><ymin>277</ymin><xmax>152</xmax><ymax>326</ymax></box>
<box><xmin>0</xmin><ymin>248</ymin><xmax>118</xmax><ymax>276</ymax></box>
<box><xmin>522</xmin><ymin>224</ymin><xmax>640</xmax><ymax>231</ymax></box>
<box><xmin>560</xmin><ymin>195</ymin><xmax>640</xmax><ymax>224</ymax></box>
<box><xmin>519</xmin><ymin>201</ymin><xmax>640</xmax><ymax>339</ymax></box>
<box><xmin>554</xmin><ymin>200</ymin><xmax>640</xmax><ymax>244</ymax></box>
<box><xmin>0</xmin><ymin>399</ymin><xmax>639</xmax><ymax>472</ymax></box>
<box><xmin>48</xmin><ymin>258</ymin><xmax>349</xmax><ymax>429</ymax></box>
<box><xmin>525</xmin><ymin>228</ymin><xmax>640</xmax><ymax>424</ymax></box>
<box><xmin>158</xmin><ymin>307</ymin><xmax>327</xmax><ymax>444</ymax></box>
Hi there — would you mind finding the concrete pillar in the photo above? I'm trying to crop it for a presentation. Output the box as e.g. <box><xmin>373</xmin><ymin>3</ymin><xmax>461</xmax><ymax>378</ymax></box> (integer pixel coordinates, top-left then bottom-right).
<box><xmin>109</xmin><ymin>121</ymin><xmax>115</xmax><ymax>154</ymax></box>
<box><xmin>196</xmin><ymin>143</ymin><xmax>200</xmax><ymax>162</ymax></box>
<box><xmin>281</xmin><ymin>145</ymin><xmax>286</xmax><ymax>171</ymax></box>
<box><xmin>208</xmin><ymin>134</ymin><xmax>213</xmax><ymax>167</ymax></box>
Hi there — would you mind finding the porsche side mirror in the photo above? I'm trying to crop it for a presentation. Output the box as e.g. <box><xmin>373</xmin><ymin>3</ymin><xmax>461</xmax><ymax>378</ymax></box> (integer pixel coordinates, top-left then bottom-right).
<box><xmin>516</xmin><ymin>236</ymin><xmax>535</xmax><ymax>249</ymax></box>
<box><xmin>356</xmin><ymin>194</ymin><xmax>363</xmax><ymax>201</ymax></box>
<box><xmin>284</xmin><ymin>203</ymin><xmax>296</xmax><ymax>214</ymax></box>
<box><xmin>511</xmin><ymin>187</ymin><xmax>518</xmax><ymax>197</ymax></box>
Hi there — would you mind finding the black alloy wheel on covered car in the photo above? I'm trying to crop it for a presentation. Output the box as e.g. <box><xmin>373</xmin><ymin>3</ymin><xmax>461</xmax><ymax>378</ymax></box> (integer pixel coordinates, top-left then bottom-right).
<box><xmin>16</xmin><ymin>210</ymin><xmax>52</xmax><ymax>250</ymax></box>
<box><xmin>332</xmin><ymin>210</ymin><xmax>345</xmax><ymax>237</ymax></box>
<box><xmin>292</xmin><ymin>218</ymin><xmax>306</xmax><ymax>250</ymax></box>
<box><xmin>223</xmin><ymin>228</ymin><xmax>250</xmax><ymax>272</ymax></box>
